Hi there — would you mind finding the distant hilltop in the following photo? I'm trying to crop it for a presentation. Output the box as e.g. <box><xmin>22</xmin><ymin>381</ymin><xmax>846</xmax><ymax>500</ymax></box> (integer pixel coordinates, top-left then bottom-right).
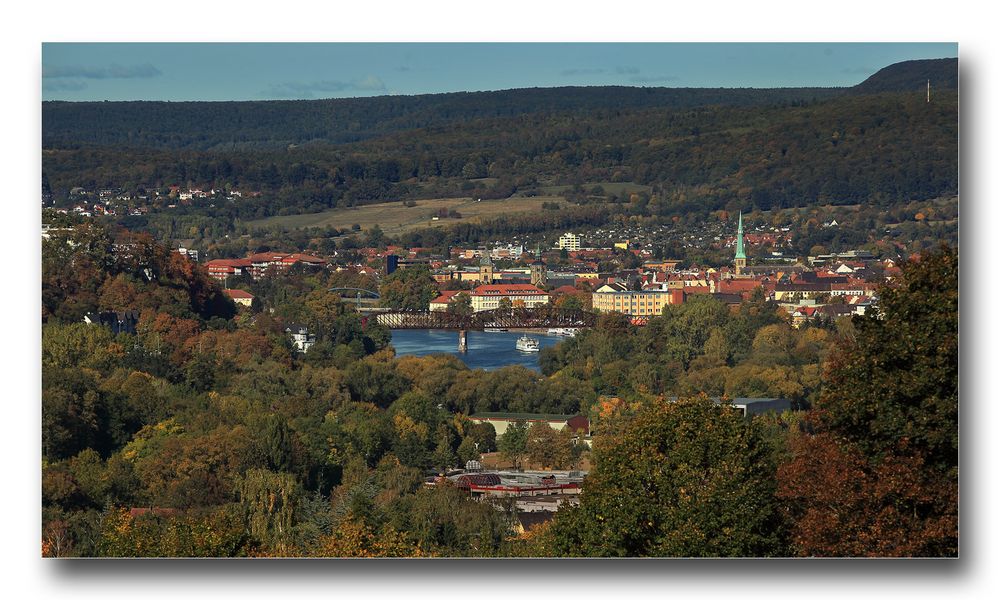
<box><xmin>851</xmin><ymin>58</ymin><xmax>958</xmax><ymax>95</ymax></box>
<box><xmin>42</xmin><ymin>57</ymin><xmax>956</xmax><ymax>151</ymax></box>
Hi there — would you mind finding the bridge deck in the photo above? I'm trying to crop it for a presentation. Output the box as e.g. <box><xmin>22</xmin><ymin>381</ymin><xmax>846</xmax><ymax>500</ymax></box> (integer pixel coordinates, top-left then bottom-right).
<box><xmin>374</xmin><ymin>307</ymin><xmax>598</xmax><ymax>330</ymax></box>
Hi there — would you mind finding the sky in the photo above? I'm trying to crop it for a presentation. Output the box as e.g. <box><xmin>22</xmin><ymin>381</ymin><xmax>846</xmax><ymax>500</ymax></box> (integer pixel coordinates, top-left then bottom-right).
<box><xmin>41</xmin><ymin>42</ymin><xmax>958</xmax><ymax>102</ymax></box>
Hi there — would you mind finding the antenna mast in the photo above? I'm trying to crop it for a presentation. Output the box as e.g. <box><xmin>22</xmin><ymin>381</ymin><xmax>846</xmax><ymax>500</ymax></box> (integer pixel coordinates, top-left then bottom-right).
<box><xmin>927</xmin><ymin>79</ymin><xmax>931</xmax><ymax>103</ymax></box>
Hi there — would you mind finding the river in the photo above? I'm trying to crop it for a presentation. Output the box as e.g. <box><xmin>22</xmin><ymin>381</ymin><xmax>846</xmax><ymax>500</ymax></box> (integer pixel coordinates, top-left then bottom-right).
<box><xmin>389</xmin><ymin>329</ymin><xmax>568</xmax><ymax>371</ymax></box>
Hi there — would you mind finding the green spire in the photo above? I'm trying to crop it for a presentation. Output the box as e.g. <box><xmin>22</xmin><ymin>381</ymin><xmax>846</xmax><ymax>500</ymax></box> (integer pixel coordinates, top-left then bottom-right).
<box><xmin>735</xmin><ymin>211</ymin><xmax>746</xmax><ymax>260</ymax></box>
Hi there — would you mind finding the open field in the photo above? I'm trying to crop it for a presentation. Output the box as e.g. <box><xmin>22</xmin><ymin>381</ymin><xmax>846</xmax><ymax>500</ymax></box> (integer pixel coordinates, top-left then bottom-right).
<box><xmin>536</xmin><ymin>181</ymin><xmax>652</xmax><ymax>196</ymax></box>
<box><xmin>246</xmin><ymin>196</ymin><xmax>571</xmax><ymax>236</ymax></box>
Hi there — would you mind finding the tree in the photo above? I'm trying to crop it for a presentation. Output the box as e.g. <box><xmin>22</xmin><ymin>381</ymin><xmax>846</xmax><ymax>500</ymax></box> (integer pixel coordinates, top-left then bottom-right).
<box><xmin>447</xmin><ymin>292</ymin><xmax>473</xmax><ymax>316</ymax></box>
<box><xmin>778</xmin><ymin>245</ymin><xmax>958</xmax><ymax>556</ymax></box>
<box><xmin>235</xmin><ymin>469</ymin><xmax>302</xmax><ymax>550</ymax></box>
<box><xmin>542</xmin><ymin>396</ymin><xmax>788</xmax><ymax>557</ymax></box>
<box><xmin>525</xmin><ymin>422</ymin><xmax>560</xmax><ymax>468</ymax></box>
<box><xmin>378</xmin><ymin>266</ymin><xmax>437</xmax><ymax>310</ymax></box>
<box><xmin>817</xmin><ymin>245</ymin><xmax>957</xmax><ymax>468</ymax></box>
<box><xmin>456</xmin><ymin>435</ymin><xmax>481</xmax><ymax>466</ymax></box>
<box><xmin>497</xmin><ymin>420</ymin><xmax>529</xmax><ymax>470</ymax></box>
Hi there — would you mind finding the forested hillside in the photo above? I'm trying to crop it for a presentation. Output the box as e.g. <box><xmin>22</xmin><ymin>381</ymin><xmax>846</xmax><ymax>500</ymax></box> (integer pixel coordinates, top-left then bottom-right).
<box><xmin>42</xmin><ymin>90</ymin><xmax>957</xmax><ymax>219</ymax></box>
<box><xmin>850</xmin><ymin>58</ymin><xmax>958</xmax><ymax>95</ymax></box>
<box><xmin>43</xmin><ymin>87</ymin><xmax>843</xmax><ymax>150</ymax></box>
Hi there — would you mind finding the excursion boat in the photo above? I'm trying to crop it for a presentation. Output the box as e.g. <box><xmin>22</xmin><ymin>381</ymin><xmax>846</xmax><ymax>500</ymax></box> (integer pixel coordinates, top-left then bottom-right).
<box><xmin>547</xmin><ymin>328</ymin><xmax>579</xmax><ymax>337</ymax></box>
<box><xmin>484</xmin><ymin>328</ymin><xmax>508</xmax><ymax>333</ymax></box>
<box><xmin>515</xmin><ymin>335</ymin><xmax>540</xmax><ymax>352</ymax></box>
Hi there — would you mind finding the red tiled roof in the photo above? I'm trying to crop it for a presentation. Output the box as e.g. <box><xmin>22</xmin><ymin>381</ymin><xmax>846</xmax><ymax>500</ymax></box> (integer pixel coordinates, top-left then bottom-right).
<box><xmin>223</xmin><ymin>289</ymin><xmax>254</xmax><ymax>299</ymax></box>
<box><xmin>206</xmin><ymin>258</ymin><xmax>252</xmax><ymax>268</ymax></box>
<box><xmin>282</xmin><ymin>253</ymin><xmax>326</xmax><ymax>264</ymax></box>
<box><xmin>552</xmin><ymin>285</ymin><xmax>580</xmax><ymax>295</ymax></box>
<box><xmin>472</xmin><ymin>284</ymin><xmax>548</xmax><ymax>296</ymax></box>
<box><xmin>718</xmin><ymin>279</ymin><xmax>763</xmax><ymax>293</ymax></box>
<box><xmin>430</xmin><ymin>290</ymin><xmax>462</xmax><ymax>304</ymax></box>
<box><xmin>247</xmin><ymin>252</ymin><xmax>289</xmax><ymax>263</ymax></box>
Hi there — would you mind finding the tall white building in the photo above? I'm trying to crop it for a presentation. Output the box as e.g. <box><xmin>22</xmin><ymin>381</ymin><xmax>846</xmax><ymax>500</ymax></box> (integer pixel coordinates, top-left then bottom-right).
<box><xmin>558</xmin><ymin>232</ymin><xmax>581</xmax><ymax>252</ymax></box>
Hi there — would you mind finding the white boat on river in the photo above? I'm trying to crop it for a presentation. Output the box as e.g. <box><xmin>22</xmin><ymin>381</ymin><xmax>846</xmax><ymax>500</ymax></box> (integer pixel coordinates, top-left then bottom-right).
<box><xmin>515</xmin><ymin>335</ymin><xmax>540</xmax><ymax>352</ymax></box>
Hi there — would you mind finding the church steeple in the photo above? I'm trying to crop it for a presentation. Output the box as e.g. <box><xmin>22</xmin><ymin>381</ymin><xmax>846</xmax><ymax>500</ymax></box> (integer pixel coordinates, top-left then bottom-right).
<box><xmin>734</xmin><ymin>212</ymin><xmax>747</xmax><ymax>275</ymax></box>
<box><xmin>735</xmin><ymin>212</ymin><xmax>746</xmax><ymax>260</ymax></box>
<box><xmin>530</xmin><ymin>244</ymin><xmax>546</xmax><ymax>287</ymax></box>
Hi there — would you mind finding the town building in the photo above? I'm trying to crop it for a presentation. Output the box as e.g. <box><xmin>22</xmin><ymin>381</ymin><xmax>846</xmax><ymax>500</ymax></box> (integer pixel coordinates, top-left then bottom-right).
<box><xmin>478</xmin><ymin>254</ymin><xmax>495</xmax><ymax>283</ymax></box>
<box><xmin>529</xmin><ymin>258</ymin><xmax>547</xmax><ymax>287</ymax></box>
<box><xmin>558</xmin><ymin>232</ymin><xmax>581</xmax><ymax>252</ymax></box>
<box><xmin>469</xmin><ymin>283</ymin><xmax>549</xmax><ymax>312</ymax></box>
<box><xmin>285</xmin><ymin>324</ymin><xmax>316</xmax><ymax>353</ymax></box>
<box><xmin>205</xmin><ymin>258</ymin><xmax>252</xmax><ymax>281</ymax></box>
<box><xmin>591</xmin><ymin>283</ymin><xmax>684</xmax><ymax>316</ymax></box>
<box><xmin>246</xmin><ymin>252</ymin><xmax>326</xmax><ymax>279</ymax></box>
<box><xmin>174</xmin><ymin>247</ymin><xmax>199</xmax><ymax>262</ymax></box>
<box><xmin>223</xmin><ymin>289</ymin><xmax>254</xmax><ymax>307</ymax></box>
<box><xmin>429</xmin><ymin>290</ymin><xmax>463</xmax><ymax>312</ymax></box>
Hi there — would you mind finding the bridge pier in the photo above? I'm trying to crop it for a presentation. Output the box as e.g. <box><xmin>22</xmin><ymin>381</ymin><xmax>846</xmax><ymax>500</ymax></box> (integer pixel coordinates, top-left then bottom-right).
<box><xmin>458</xmin><ymin>329</ymin><xmax>468</xmax><ymax>352</ymax></box>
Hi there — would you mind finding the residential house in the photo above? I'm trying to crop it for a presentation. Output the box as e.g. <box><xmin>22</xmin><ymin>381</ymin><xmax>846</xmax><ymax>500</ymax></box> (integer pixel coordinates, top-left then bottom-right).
<box><xmin>286</xmin><ymin>324</ymin><xmax>316</xmax><ymax>353</ymax></box>
<box><xmin>223</xmin><ymin>289</ymin><xmax>255</xmax><ymax>307</ymax></box>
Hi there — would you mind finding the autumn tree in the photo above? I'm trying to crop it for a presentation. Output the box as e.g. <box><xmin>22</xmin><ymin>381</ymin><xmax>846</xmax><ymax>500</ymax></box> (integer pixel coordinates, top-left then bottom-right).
<box><xmin>777</xmin><ymin>245</ymin><xmax>958</xmax><ymax>556</ymax></box>
<box><xmin>542</xmin><ymin>396</ymin><xmax>789</xmax><ymax>557</ymax></box>
<box><xmin>525</xmin><ymin>422</ymin><xmax>578</xmax><ymax>469</ymax></box>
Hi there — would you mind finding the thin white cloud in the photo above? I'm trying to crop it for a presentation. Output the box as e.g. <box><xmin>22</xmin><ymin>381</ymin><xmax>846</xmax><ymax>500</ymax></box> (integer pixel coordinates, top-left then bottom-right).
<box><xmin>262</xmin><ymin>75</ymin><xmax>387</xmax><ymax>98</ymax></box>
<box><xmin>43</xmin><ymin>80</ymin><xmax>89</xmax><ymax>92</ymax></box>
<box><xmin>561</xmin><ymin>68</ymin><xmax>606</xmax><ymax>76</ymax></box>
<box><xmin>43</xmin><ymin>63</ymin><xmax>162</xmax><ymax>79</ymax></box>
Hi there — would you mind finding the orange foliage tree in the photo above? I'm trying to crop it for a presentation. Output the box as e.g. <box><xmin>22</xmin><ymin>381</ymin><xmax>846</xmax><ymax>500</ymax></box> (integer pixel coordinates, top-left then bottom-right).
<box><xmin>776</xmin><ymin>245</ymin><xmax>958</xmax><ymax>556</ymax></box>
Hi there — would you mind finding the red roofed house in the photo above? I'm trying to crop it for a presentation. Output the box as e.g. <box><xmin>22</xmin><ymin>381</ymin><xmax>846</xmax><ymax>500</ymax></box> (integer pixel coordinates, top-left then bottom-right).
<box><xmin>247</xmin><ymin>252</ymin><xmax>290</xmax><ymax>279</ymax></box>
<box><xmin>470</xmin><ymin>284</ymin><xmax>549</xmax><ymax>312</ymax></box>
<box><xmin>205</xmin><ymin>258</ymin><xmax>252</xmax><ymax>281</ymax></box>
<box><xmin>245</xmin><ymin>252</ymin><xmax>327</xmax><ymax>279</ymax></box>
<box><xmin>718</xmin><ymin>278</ymin><xmax>766</xmax><ymax>300</ymax></box>
<box><xmin>223</xmin><ymin>288</ymin><xmax>255</xmax><ymax>307</ymax></box>
<box><xmin>281</xmin><ymin>253</ymin><xmax>327</xmax><ymax>269</ymax></box>
<box><xmin>429</xmin><ymin>290</ymin><xmax>462</xmax><ymax>312</ymax></box>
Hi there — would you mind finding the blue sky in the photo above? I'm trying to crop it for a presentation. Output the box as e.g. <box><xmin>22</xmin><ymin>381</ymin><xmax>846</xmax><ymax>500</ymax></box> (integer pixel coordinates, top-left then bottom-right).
<box><xmin>41</xmin><ymin>42</ymin><xmax>957</xmax><ymax>102</ymax></box>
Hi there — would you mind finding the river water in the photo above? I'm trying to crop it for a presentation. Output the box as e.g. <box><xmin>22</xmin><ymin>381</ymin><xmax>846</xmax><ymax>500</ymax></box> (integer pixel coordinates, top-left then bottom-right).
<box><xmin>389</xmin><ymin>329</ymin><xmax>566</xmax><ymax>371</ymax></box>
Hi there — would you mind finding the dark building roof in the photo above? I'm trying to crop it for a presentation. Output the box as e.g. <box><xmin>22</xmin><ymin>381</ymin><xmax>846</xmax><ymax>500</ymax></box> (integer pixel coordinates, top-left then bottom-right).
<box><xmin>455</xmin><ymin>473</ymin><xmax>502</xmax><ymax>488</ymax></box>
<box><xmin>516</xmin><ymin>511</ymin><xmax>556</xmax><ymax>531</ymax></box>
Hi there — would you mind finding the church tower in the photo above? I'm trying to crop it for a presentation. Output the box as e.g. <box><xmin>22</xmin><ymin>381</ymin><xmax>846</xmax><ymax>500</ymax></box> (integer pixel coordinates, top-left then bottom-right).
<box><xmin>530</xmin><ymin>245</ymin><xmax>546</xmax><ymax>288</ymax></box>
<box><xmin>734</xmin><ymin>211</ymin><xmax>747</xmax><ymax>276</ymax></box>
<box><xmin>479</xmin><ymin>252</ymin><xmax>494</xmax><ymax>284</ymax></box>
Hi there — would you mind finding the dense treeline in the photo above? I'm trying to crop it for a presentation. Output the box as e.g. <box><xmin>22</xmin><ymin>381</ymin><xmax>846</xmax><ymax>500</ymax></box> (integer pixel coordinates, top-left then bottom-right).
<box><xmin>41</xmin><ymin>58</ymin><xmax>957</xmax><ymax>151</ymax></box>
<box><xmin>541</xmin><ymin>292</ymin><xmax>834</xmax><ymax>409</ymax></box>
<box><xmin>43</xmin><ymin>86</ymin><xmax>844</xmax><ymax>150</ymax></box>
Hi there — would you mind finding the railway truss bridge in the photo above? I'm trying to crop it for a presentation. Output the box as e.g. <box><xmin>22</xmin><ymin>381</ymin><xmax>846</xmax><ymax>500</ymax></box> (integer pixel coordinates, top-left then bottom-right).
<box><xmin>370</xmin><ymin>307</ymin><xmax>601</xmax><ymax>330</ymax></box>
